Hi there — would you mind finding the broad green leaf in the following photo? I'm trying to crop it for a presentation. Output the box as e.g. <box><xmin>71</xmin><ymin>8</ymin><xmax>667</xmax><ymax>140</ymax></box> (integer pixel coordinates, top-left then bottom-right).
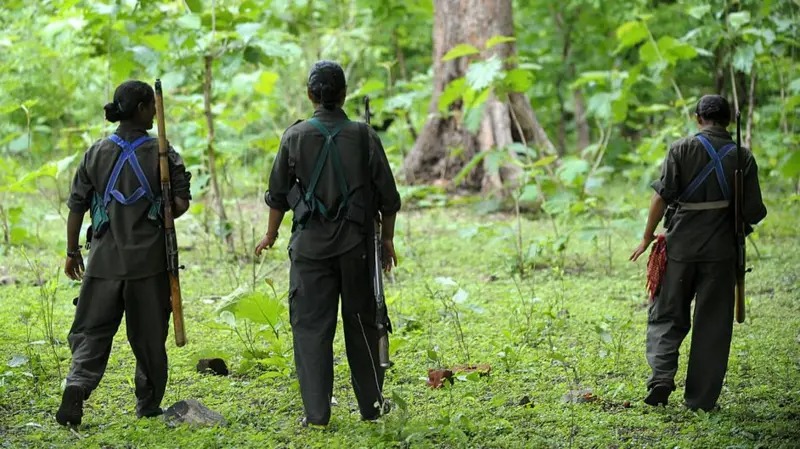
<box><xmin>452</xmin><ymin>288</ymin><xmax>468</xmax><ymax>303</ymax></box>
<box><xmin>141</xmin><ymin>34</ymin><xmax>169</xmax><ymax>52</ymax></box>
<box><xmin>611</xmin><ymin>96</ymin><xmax>629</xmax><ymax>123</ymax></box>
<box><xmin>184</xmin><ymin>0</ymin><xmax>203</xmax><ymax>13</ymax></box>
<box><xmin>235</xmin><ymin>23</ymin><xmax>262</xmax><ymax>42</ymax></box>
<box><xmin>657</xmin><ymin>36</ymin><xmax>697</xmax><ymax>64</ymax></box>
<box><xmin>503</xmin><ymin>68</ymin><xmax>533</xmax><ymax>93</ymax></box>
<box><xmin>219</xmin><ymin>310</ymin><xmax>237</xmax><ymax>329</ymax></box>
<box><xmin>728</xmin><ymin>11</ymin><xmax>751</xmax><ymax>30</ymax></box>
<box><xmin>587</xmin><ymin>92</ymin><xmax>613</xmax><ymax>121</ymax></box>
<box><xmin>570</xmin><ymin>71</ymin><xmax>611</xmax><ymax>89</ymax></box>
<box><xmin>254</xmin><ymin>71</ymin><xmax>279</xmax><ymax>95</ymax></box>
<box><xmin>352</xmin><ymin>79</ymin><xmax>385</xmax><ymax>97</ymax></box>
<box><xmin>686</xmin><ymin>5</ymin><xmax>710</xmax><ymax>19</ymax></box>
<box><xmin>463</xmin><ymin>100</ymin><xmax>486</xmax><ymax>133</ymax></box>
<box><xmin>638</xmin><ymin>40</ymin><xmax>659</xmax><ymax>65</ymax></box>
<box><xmin>789</xmin><ymin>78</ymin><xmax>800</xmax><ymax>93</ymax></box>
<box><xmin>518</xmin><ymin>184</ymin><xmax>539</xmax><ymax>203</ymax></box>
<box><xmin>176</xmin><ymin>14</ymin><xmax>202</xmax><ymax>30</ymax></box>
<box><xmin>533</xmin><ymin>155</ymin><xmax>558</xmax><ymax>168</ymax></box>
<box><xmin>442</xmin><ymin>43</ymin><xmax>480</xmax><ymax>61</ymax></box>
<box><xmin>557</xmin><ymin>158</ymin><xmax>590</xmax><ymax>186</ymax></box>
<box><xmin>615</xmin><ymin>21</ymin><xmax>648</xmax><ymax>50</ymax></box>
<box><xmin>779</xmin><ymin>148</ymin><xmax>800</xmax><ymax>178</ymax></box>
<box><xmin>485</xmin><ymin>35</ymin><xmax>516</xmax><ymax>49</ymax></box>
<box><xmin>466</xmin><ymin>57</ymin><xmax>503</xmax><ymax>91</ymax></box>
<box><xmin>438</xmin><ymin>78</ymin><xmax>466</xmax><ymax>113</ymax></box>
<box><xmin>732</xmin><ymin>45</ymin><xmax>755</xmax><ymax>73</ymax></box>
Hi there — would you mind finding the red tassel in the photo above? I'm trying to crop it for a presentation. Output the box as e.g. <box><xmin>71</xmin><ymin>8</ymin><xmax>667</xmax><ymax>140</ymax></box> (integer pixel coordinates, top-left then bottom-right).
<box><xmin>646</xmin><ymin>234</ymin><xmax>667</xmax><ymax>302</ymax></box>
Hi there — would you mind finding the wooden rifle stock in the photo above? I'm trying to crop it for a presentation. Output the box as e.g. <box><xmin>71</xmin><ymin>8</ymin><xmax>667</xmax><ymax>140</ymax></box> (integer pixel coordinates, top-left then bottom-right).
<box><xmin>734</xmin><ymin>110</ymin><xmax>746</xmax><ymax>324</ymax></box>
<box><xmin>155</xmin><ymin>79</ymin><xmax>187</xmax><ymax>346</ymax></box>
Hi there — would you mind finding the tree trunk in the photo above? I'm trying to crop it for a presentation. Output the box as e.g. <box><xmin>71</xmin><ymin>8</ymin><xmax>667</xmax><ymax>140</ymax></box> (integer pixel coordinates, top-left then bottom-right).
<box><xmin>403</xmin><ymin>0</ymin><xmax>554</xmax><ymax>192</ymax></box>
<box><xmin>745</xmin><ymin>70</ymin><xmax>756</xmax><ymax>149</ymax></box>
<box><xmin>203</xmin><ymin>54</ymin><xmax>233</xmax><ymax>251</ymax></box>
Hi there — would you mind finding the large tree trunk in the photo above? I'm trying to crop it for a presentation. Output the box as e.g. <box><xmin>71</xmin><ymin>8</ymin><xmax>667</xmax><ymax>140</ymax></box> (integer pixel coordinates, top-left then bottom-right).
<box><xmin>403</xmin><ymin>0</ymin><xmax>554</xmax><ymax>192</ymax></box>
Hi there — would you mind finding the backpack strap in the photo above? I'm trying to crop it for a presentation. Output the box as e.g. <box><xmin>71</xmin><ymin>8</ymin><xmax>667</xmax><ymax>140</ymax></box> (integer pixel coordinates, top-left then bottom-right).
<box><xmin>104</xmin><ymin>134</ymin><xmax>156</xmax><ymax>208</ymax></box>
<box><xmin>678</xmin><ymin>134</ymin><xmax>736</xmax><ymax>203</ymax></box>
<box><xmin>305</xmin><ymin>118</ymin><xmax>351</xmax><ymax>220</ymax></box>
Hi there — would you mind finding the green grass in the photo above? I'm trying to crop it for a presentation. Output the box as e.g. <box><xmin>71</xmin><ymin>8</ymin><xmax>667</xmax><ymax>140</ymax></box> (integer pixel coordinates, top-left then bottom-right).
<box><xmin>1</xmin><ymin>192</ymin><xmax>798</xmax><ymax>448</ymax></box>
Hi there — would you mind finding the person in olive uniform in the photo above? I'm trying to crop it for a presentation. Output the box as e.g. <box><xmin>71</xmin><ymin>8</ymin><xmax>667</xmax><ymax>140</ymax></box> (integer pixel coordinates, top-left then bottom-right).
<box><xmin>630</xmin><ymin>95</ymin><xmax>766</xmax><ymax>411</ymax></box>
<box><xmin>56</xmin><ymin>80</ymin><xmax>192</xmax><ymax>426</ymax></box>
<box><xmin>255</xmin><ymin>61</ymin><xmax>401</xmax><ymax>427</ymax></box>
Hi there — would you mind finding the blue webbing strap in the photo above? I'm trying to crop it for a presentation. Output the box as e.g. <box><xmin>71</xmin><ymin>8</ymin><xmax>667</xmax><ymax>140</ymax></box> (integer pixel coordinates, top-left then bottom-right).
<box><xmin>678</xmin><ymin>135</ymin><xmax>735</xmax><ymax>202</ymax></box>
<box><xmin>104</xmin><ymin>134</ymin><xmax>155</xmax><ymax>207</ymax></box>
<box><xmin>305</xmin><ymin>118</ymin><xmax>350</xmax><ymax>219</ymax></box>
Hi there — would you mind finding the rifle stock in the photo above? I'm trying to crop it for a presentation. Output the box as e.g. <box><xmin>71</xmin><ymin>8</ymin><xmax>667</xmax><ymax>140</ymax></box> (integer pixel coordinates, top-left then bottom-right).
<box><xmin>734</xmin><ymin>110</ymin><xmax>746</xmax><ymax>324</ymax></box>
<box><xmin>155</xmin><ymin>79</ymin><xmax>187</xmax><ymax>346</ymax></box>
<box><xmin>365</xmin><ymin>96</ymin><xmax>391</xmax><ymax>368</ymax></box>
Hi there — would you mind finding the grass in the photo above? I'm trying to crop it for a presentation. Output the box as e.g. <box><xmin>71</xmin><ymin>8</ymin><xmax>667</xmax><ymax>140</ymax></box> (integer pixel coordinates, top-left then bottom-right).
<box><xmin>0</xmin><ymin>191</ymin><xmax>798</xmax><ymax>448</ymax></box>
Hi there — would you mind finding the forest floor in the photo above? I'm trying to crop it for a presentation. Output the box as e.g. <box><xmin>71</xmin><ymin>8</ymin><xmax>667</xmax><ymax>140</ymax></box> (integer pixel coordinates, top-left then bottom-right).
<box><xmin>0</xmin><ymin>192</ymin><xmax>798</xmax><ymax>449</ymax></box>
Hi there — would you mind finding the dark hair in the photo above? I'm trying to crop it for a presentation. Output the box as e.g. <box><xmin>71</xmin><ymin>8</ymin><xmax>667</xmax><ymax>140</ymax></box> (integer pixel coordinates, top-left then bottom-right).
<box><xmin>307</xmin><ymin>60</ymin><xmax>346</xmax><ymax>110</ymax></box>
<box><xmin>103</xmin><ymin>80</ymin><xmax>155</xmax><ymax>123</ymax></box>
<box><xmin>695</xmin><ymin>94</ymin><xmax>731</xmax><ymax>127</ymax></box>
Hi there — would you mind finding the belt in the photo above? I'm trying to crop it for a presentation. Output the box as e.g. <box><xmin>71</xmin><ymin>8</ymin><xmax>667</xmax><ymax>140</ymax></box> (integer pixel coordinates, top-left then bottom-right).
<box><xmin>677</xmin><ymin>200</ymin><xmax>730</xmax><ymax>210</ymax></box>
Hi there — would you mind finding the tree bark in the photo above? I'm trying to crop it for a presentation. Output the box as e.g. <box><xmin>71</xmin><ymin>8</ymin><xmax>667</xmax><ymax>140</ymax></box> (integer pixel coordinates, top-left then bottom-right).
<box><xmin>745</xmin><ymin>70</ymin><xmax>756</xmax><ymax>149</ymax></box>
<box><xmin>403</xmin><ymin>0</ymin><xmax>554</xmax><ymax>193</ymax></box>
<box><xmin>203</xmin><ymin>54</ymin><xmax>233</xmax><ymax>250</ymax></box>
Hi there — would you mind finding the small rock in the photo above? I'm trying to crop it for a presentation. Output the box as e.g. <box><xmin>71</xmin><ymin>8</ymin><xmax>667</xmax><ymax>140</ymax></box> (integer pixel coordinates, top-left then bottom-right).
<box><xmin>196</xmin><ymin>358</ymin><xmax>229</xmax><ymax>376</ymax></box>
<box><xmin>163</xmin><ymin>399</ymin><xmax>226</xmax><ymax>427</ymax></box>
<box><xmin>0</xmin><ymin>275</ymin><xmax>17</xmax><ymax>286</ymax></box>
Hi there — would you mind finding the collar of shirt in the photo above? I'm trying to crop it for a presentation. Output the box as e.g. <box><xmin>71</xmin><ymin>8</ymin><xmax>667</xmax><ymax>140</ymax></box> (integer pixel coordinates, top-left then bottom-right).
<box><xmin>312</xmin><ymin>107</ymin><xmax>349</xmax><ymax>122</ymax></box>
<box><xmin>114</xmin><ymin>123</ymin><xmax>150</xmax><ymax>142</ymax></box>
<box><xmin>699</xmin><ymin>125</ymin><xmax>732</xmax><ymax>141</ymax></box>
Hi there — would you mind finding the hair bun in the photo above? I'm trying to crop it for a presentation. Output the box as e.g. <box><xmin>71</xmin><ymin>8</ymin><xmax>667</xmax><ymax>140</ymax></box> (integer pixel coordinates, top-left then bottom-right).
<box><xmin>103</xmin><ymin>102</ymin><xmax>123</xmax><ymax>123</ymax></box>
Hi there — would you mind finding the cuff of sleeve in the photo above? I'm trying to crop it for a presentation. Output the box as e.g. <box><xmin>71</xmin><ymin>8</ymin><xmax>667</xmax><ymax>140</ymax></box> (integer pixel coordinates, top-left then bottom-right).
<box><xmin>380</xmin><ymin>199</ymin><xmax>401</xmax><ymax>216</ymax></box>
<box><xmin>67</xmin><ymin>201</ymin><xmax>89</xmax><ymax>214</ymax></box>
<box><xmin>650</xmin><ymin>180</ymin><xmax>677</xmax><ymax>204</ymax></box>
<box><xmin>265</xmin><ymin>191</ymin><xmax>290</xmax><ymax>212</ymax></box>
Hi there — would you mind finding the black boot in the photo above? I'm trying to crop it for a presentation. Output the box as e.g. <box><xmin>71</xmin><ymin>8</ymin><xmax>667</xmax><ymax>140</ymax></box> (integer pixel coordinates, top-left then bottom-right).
<box><xmin>644</xmin><ymin>385</ymin><xmax>671</xmax><ymax>407</ymax></box>
<box><xmin>55</xmin><ymin>386</ymin><xmax>85</xmax><ymax>426</ymax></box>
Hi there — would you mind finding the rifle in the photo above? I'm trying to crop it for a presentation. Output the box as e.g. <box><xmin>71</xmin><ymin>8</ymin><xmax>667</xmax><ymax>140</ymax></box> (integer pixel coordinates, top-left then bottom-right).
<box><xmin>733</xmin><ymin>110</ymin><xmax>747</xmax><ymax>324</ymax></box>
<box><xmin>364</xmin><ymin>96</ymin><xmax>391</xmax><ymax>368</ymax></box>
<box><xmin>155</xmin><ymin>79</ymin><xmax>187</xmax><ymax>347</ymax></box>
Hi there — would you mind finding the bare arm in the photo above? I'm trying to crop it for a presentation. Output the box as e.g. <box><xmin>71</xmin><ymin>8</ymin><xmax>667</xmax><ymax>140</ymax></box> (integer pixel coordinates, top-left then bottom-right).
<box><xmin>64</xmin><ymin>211</ymin><xmax>85</xmax><ymax>280</ymax></box>
<box><xmin>630</xmin><ymin>192</ymin><xmax>666</xmax><ymax>262</ymax></box>
<box><xmin>254</xmin><ymin>207</ymin><xmax>286</xmax><ymax>256</ymax></box>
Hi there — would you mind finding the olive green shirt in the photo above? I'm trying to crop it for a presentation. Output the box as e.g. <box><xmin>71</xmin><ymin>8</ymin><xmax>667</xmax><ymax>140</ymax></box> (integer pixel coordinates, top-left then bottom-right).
<box><xmin>67</xmin><ymin>124</ymin><xmax>192</xmax><ymax>279</ymax></box>
<box><xmin>651</xmin><ymin>125</ymin><xmax>766</xmax><ymax>262</ymax></box>
<box><xmin>265</xmin><ymin>108</ymin><xmax>401</xmax><ymax>259</ymax></box>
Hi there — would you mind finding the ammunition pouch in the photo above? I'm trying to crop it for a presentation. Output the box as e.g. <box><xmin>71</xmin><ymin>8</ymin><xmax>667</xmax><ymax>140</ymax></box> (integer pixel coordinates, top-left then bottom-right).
<box><xmin>288</xmin><ymin>183</ymin><xmax>313</xmax><ymax>227</ymax></box>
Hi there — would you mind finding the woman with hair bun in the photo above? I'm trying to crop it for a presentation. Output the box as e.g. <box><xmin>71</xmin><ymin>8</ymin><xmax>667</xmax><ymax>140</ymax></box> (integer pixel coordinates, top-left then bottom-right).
<box><xmin>56</xmin><ymin>80</ymin><xmax>192</xmax><ymax>426</ymax></box>
<box><xmin>630</xmin><ymin>94</ymin><xmax>767</xmax><ymax>411</ymax></box>
<box><xmin>255</xmin><ymin>60</ymin><xmax>401</xmax><ymax>427</ymax></box>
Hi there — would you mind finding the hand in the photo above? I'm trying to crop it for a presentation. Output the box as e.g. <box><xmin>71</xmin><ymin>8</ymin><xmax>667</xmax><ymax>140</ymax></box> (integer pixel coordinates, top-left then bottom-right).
<box><xmin>64</xmin><ymin>253</ymin><xmax>85</xmax><ymax>281</ymax></box>
<box><xmin>629</xmin><ymin>234</ymin><xmax>656</xmax><ymax>262</ymax></box>
<box><xmin>381</xmin><ymin>239</ymin><xmax>397</xmax><ymax>273</ymax></box>
<box><xmin>254</xmin><ymin>232</ymin><xmax>278</xmax><ymax>257</ymax></box>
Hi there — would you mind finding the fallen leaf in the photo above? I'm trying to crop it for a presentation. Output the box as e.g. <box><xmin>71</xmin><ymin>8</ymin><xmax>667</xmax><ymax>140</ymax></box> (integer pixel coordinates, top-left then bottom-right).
<box><xmin>427</xmin><ymin>369</ymin><xmax>454</xmax><ymax>388</ymax></box>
